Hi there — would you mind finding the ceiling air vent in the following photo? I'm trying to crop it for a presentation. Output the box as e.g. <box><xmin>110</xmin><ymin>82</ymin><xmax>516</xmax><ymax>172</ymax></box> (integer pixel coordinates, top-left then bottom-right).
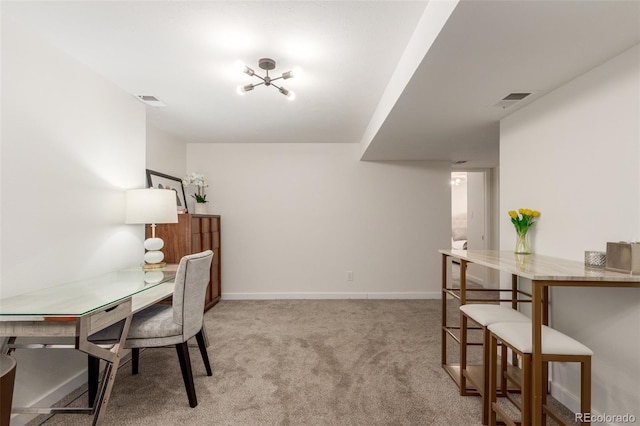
<box><xmin>494</xmin><ymin>92</ymin><xmax>531</xmax><ymax>109</ymax></box>
<box><xmin>135</xmin><ymin>94</ymin><xmax>167</xmax><ymax>107</ymax></box>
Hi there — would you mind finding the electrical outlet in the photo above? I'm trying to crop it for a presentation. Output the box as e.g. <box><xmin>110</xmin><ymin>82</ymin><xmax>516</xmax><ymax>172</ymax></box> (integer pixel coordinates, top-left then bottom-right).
<box><xmin>347</xmin><ymin>271</ymin><xmax>353</xmax><ymax>281</ymax></box>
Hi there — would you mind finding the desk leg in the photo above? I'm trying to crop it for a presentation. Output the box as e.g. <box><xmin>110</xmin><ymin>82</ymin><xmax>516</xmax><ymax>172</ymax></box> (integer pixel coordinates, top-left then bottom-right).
<box><xmin>0</xmin><ymin>337</ymin><xmax>15</xmax><ymax>356</ymax></box>
<box><xmin>87</xmin><ymin>315</ymin><xmax>131</xmax><ymax>426</ymax></box>
<box><xmin>88</xmin><ymin>356</ymin><xmax>100</xmax><ymax>407</ymax></box>
<box><xmin>1</xmin><ymin>300</ymin><xmax>134</xmax><ymax>424</ymax></box>
<box><xmin>531</xmin><ymin>280</ymin><xmax>545</xmax><ymax>426</ymax></box>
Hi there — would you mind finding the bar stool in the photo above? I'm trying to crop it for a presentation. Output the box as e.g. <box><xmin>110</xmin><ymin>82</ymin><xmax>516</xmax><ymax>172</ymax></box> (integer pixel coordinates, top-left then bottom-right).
<box><xmin>487</xmin><ymin>322</ymin><xmax>592</xmax><ymax>426</ymax></box>
<box><xmin>459</xmin><ymin>304</ymin><xmax>531</xmax><ymax>424</ymax></box>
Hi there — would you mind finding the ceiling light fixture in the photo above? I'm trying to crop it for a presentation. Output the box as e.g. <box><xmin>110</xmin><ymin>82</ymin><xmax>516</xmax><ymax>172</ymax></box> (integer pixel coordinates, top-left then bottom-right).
<box><xmin>235</xmin><ymin>58</ymin><xmax>301</xmax><ymax>101</ymax></box>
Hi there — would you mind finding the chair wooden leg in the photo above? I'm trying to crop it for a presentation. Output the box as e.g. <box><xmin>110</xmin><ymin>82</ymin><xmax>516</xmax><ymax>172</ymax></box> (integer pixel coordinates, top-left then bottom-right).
<box><xmin>521</xmin><ymin>353</ymin><xmax>531</xmax><ymax>426</ymax></box>
<box><xmin>131</xmin><ymin>348</ymin><xmax>140</xmax><ymax>375</ymax></box>
<box><xmin>176</xmin><ymin>342</ymin><xmax>198</xmax><ymax>408</ymax></box>
<box><xmin>460</xmin><ymin>314</ymin><xmax>469</xmax><ymax>395</ymax></box>
<box><xmin>542</xmin><ymin>361</ymin><xmax>549</xmax><ymax>425</ymax></box>
<box><xmin>488</xmin><ymin>333</ymin><xmax>498</xmax><ymax>426</ymax></box>
<box><xmin>499</xmin><ymin>342</ymin><xmax>507</xmax><ymax>398</ymax></box>
<box><xmin>580</xmin><ymin>356</ymin><xmax>591</xmax><ymax>426</ymax></box>
<box><xmin>195</xmin><ymin>330</ymin><xmax>212</xmax><ymax>376</ymax></box>
<box><xmin>482</xmin><ymin>328</ymin><xmax>490</xmax><ymax>425</ymax></box>
<box><xmin>88</xmin><ymin>356</ymin><xmax>100</xmax><ymax>407</ymax></box>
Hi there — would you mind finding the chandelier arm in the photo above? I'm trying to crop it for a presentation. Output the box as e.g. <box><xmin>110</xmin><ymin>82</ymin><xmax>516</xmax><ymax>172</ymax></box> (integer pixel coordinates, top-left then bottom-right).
<box><xmin>238</xmin><ymin>58</ymin><xmax>297</xmax><ymax>99</ymax></box>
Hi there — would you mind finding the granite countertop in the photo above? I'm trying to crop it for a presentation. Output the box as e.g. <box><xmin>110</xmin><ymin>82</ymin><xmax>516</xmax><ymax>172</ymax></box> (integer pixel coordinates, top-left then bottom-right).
<box><xmin>439</xmin><ymin>249</ymin><xmax>640</xmax><ymax>282</ymax></box>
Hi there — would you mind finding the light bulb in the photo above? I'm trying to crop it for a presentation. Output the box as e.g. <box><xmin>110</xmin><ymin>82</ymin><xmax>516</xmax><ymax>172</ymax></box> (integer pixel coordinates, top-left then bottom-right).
<box><xmin>236</xmin><ymin>84</ymin><xmax>255</xmax><ymax>95</ymax></box>
<box><xmin>287</xmin><ymin>90</ymin><xmax>296</xmax><ymax>101</ymax></box>
<box><xmin>235</xmin><ymin>60</ymin><xmax>254</xmax><ymax>76</ymax></box>
<box><xmin>282</xmin><ymin>66</ymin><xmax>303</xmax><ymax>80</ymax></box>
<box><xmin>279</xmin><ymin>87</ymin><xmax>292</xmax><ymax>99</ymax></box>
<box><xmin>233</xmin><ymin>60</ymin><xmax>246</xmax><ymax>73</ymax></box>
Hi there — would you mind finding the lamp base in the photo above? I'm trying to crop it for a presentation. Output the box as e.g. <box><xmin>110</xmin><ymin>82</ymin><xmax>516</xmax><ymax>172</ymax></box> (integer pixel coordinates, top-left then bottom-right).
<box><xmin>142</xmin><ymin>262</ymin><xmax>167</xmax><ymax>270</ymax></box>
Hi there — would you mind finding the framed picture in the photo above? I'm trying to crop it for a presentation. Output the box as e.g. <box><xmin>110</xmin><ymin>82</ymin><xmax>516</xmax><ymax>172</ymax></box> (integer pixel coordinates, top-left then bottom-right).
<box><xmin>146</xmin><ymin>169</ymin><xmax>188</xmax><ymax>213</ymax></box>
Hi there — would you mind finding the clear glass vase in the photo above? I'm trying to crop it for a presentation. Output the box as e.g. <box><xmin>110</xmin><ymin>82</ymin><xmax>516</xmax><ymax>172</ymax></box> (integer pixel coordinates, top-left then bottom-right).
<box><xmin>515</xmin><ymin>231</ymin><xmax>531</xmax><ymax>254</ymax></box>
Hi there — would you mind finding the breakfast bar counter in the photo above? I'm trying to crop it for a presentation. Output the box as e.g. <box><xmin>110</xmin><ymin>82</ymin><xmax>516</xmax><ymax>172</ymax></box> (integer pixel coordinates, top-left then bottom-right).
<box><xmin>439</xmin><ymin>249</ymin><xmax>640</xmax><ymax>424</ymax></box>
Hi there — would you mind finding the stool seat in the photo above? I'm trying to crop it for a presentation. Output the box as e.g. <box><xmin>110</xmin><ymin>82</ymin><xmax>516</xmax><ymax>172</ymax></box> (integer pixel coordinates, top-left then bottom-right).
<box><xmin>489</xmin><ymin>322</ymin><xmax>593</xmax><ymax>356</ymax></box>
<box><xmin>460</xmin><ymin>304</ymin><xmax>530</xmax><ymax>326</ymax></box>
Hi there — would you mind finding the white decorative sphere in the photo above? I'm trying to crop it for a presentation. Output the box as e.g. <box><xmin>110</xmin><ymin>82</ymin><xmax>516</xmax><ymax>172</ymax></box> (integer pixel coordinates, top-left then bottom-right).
<box><xmin>144</xmin><ymin>271</ymin><xmax>165</xmax><ymax>284</ymax></box>
<box><xmin>144</xmin><ymin>250</ymin><xmax>164</xmax><ymax>264</ymax></box>
<box><xmin>144</xmin><ymin>237</ymin><xmax>164</xmax><ymax>251</ymax></box>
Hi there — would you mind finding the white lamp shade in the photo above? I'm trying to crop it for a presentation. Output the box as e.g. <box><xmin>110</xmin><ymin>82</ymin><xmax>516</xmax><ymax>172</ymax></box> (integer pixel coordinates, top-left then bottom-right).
<box><xmin>125</xmin><ymin>188</ymin><xmax>179</xmax><ymax>225</ymax></box>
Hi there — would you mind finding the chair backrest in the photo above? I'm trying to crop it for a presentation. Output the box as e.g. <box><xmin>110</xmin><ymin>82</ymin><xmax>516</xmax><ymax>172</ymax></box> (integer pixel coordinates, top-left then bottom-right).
<box><xmin>172</xmin><ymin>250</ymin><xmax>214</xmax><ymax>340</ymax></box>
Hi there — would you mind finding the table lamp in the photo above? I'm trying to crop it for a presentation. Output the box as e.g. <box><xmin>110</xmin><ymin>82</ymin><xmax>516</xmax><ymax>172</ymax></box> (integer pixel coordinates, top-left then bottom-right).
<box><xmin>125</xmin><ymin>188</ymin><xmax>178</xmax><ymax>269</ymax></box>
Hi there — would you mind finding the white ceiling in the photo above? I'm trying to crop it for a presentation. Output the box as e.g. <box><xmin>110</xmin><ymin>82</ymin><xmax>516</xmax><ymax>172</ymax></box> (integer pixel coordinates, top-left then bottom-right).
<box><xmin>3</xmin><ymin>1</ymin><xmax>639</xmax><ymax>169</ymax></box>
<box><xmin>363</xmin><ymin>0</ymin><xmax>640</xmax><ymax>167</ymax></box>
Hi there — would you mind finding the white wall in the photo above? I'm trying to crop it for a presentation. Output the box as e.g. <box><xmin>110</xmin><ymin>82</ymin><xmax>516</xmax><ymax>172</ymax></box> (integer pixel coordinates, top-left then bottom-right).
<box><xmin>1</xmin><ymin>16</ymin><xmax>147</xmax><ymax>422</ymax></box>
<box><xmin>501</xmin><ymin>45</ymin><xmax>640</xmax><ymax>420</ymax></box>
<box><xmin>146</xmin><ymin>123</ymin><xmax>187</xmax><ymax>181</ymax></box>
<box><xmin>187</xmin><ymin>143</ymin><xmax>451</xmax><ymax>299</ymax></box>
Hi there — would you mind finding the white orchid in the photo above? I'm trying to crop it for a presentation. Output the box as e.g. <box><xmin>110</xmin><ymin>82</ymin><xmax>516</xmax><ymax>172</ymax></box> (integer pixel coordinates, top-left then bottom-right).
<box><xmin>182</xmin><ymin>172</ymin><xmax>209</xmax><ymax>203</ymax></box>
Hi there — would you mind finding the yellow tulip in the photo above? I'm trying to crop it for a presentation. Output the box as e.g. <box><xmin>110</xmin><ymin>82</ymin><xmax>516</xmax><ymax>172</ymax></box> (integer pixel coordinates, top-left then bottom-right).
<box><xmin>524</xmin><ymin>209</ymin><xmax>533</xmax><ymax>216</ymax></box>
<box><xmin>518</xmin><ymin>208</ymin><xmax>525</xmax><ymax>214</ymax></box>
<box><xmin>508</xmin><ymin>211</ymin><xmax>517</xmax><ymax>218</ymax></box>
<box><xmin>532</xmin><ymin>210</ymin><xmax>541</xmax><ymax>217</ymax></box>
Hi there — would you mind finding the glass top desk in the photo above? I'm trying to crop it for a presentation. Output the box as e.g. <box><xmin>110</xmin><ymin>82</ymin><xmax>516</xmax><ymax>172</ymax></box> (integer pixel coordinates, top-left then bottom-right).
<box><xmin>0</xmin><ymin>268</ymin><xmax>176</xmax><ymax>425</ymax></box>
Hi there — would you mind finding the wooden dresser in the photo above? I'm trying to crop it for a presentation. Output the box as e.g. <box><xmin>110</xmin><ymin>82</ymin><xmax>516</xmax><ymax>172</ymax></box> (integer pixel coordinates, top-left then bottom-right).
<box><xmin>147</xmin><ymin>214</ymin><xmax>221</xmax><ymax>311</ymax></box>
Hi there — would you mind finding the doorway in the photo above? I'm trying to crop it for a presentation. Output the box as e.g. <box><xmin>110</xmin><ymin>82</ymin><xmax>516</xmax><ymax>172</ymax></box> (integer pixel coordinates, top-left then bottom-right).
<box><xmin>450</xmin><ymin>172</ymin><xmax>468</xmax><ymax>250</ymax></box>
<box><xmin>451</xmin><ymin>170</ymin><xmax>490</xmax><ymax>284</ymax></box>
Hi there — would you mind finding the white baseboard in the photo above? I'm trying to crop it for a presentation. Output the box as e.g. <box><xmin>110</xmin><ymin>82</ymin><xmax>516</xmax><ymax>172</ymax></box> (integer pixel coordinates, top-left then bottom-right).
<box><xmin>366</xmin><ymin>292</ymin><xmax>440</xmax><ymax>299</ymax></box>
<box><xmin>549</xmin><ymin>380</ymin><xmax>580</xmax><ymax>416</ymax></box>
<box><xmin>466</xmin><ymin>273</ymin><xmax>484</xmax><ymax>285</ymax></box>
<box><xmin>549</xmin><ymin>381</ymin><xmax>609</xmax><ymax>425</ymax></box>
<box><xmin>222</xmin><ymin>292</ymin><xmax>441</xmax><ymax>300</ymax></box>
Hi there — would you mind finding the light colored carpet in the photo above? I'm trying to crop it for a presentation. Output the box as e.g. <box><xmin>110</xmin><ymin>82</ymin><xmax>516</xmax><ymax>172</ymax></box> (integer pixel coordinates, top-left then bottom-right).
<box><xmin>30</xmin><ymin>298</ymin><xmax>577</xmax><ymax>425</ymax></box>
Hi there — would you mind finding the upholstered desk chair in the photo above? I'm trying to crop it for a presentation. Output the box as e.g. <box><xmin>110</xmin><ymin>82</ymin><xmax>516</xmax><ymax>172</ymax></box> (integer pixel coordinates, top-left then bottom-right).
<box><xmin>90</xmin><ymin>250</ymin><xmax>214</xmax><ymax>408</ymax></box>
